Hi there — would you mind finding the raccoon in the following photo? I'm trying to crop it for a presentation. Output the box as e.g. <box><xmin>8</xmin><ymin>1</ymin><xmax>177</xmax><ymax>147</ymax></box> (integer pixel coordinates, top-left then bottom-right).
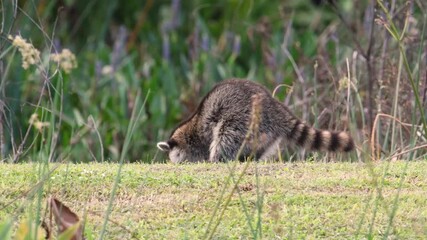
<box><xmin>157</xmin><ymin>79</ymin><xmax>354</xmax><ymax>163</ymax></box>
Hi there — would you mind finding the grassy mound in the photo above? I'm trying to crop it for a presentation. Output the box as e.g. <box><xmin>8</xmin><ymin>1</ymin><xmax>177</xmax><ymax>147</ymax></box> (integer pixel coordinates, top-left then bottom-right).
<box><xmin>1</xmin><ymin>161</ymin><xmax>426</xmax><ymax>239</ymax></box>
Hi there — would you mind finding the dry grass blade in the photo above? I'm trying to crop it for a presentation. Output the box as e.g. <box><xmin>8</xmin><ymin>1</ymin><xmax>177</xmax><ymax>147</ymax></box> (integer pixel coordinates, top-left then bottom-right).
<box><xmin>205</xmin><ymin>94</ymin><xmax>262</xmax><ymax>239</ymax></box>
<box><xmin>370</xmin><ymin>113</ymin><xmax>415</xmax><ymax>161</ymax></box>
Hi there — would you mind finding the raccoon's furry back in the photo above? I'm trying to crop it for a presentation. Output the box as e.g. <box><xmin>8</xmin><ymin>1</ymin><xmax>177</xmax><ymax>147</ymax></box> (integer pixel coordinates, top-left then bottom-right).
<box><xmin>195</xmin><ymin>79</ymin><xmax>354</xmax><ymax>154</ymax></box>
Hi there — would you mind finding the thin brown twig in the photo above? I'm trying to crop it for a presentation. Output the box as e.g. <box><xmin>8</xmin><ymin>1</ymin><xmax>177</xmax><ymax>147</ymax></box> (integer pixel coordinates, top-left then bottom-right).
<box><xmin>370</xmin><ymin>113</ymin><xmax>415</xmax><ymax>161</ymax></box>
<box><xmin>387</xmin><ymin>143</ymin><xmax>427</xmax><ymax>160</ymax></box>
<box><xmin>272</xmin><ymin>83</ymin><xmax>293</xmax><ymax>98</ymax></box>
<box><xmin>127</xmin><ymin>0</ymin><xmax>154</xmax><ymax>50</ymax></box>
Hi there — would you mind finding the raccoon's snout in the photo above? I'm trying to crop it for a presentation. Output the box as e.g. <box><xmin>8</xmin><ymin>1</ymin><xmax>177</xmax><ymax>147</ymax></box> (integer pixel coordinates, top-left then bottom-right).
<box><xmin>157</xmin><ymin>141</ymin><xmax>186</xmax><ymax>163</ymax></box>
<box><xmin>169</xmin><ymin>148</ymin><xmax>187</xmax><ymax>163</ymax></box>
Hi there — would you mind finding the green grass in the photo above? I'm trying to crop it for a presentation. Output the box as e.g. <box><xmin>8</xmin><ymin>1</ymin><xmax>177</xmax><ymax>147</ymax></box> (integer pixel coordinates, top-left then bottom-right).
<box><xmin>1</xmin><ymin>161</ymin><xmax>426</xmax><ymax>239</ymax></box>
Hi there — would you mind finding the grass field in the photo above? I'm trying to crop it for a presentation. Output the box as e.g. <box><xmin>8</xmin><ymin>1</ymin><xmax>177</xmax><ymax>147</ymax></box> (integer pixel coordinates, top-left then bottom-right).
<box><xmin>1</xmin><ymin>161</ymin><xmax>426</xmax><ymax>239</ymax></box>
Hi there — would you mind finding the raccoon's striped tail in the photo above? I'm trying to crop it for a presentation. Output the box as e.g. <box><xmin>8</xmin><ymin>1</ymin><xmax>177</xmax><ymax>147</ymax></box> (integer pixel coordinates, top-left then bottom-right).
<box><xmin>288</xmin><ymin>119</ymin><xmax>354</xmax><ymax>152</ymax></box>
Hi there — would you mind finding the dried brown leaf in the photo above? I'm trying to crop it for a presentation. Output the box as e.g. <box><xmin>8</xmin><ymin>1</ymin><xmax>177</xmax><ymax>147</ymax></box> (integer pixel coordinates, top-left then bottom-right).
<box><xmin>49</xmin><ymin>197</ymin><xmax>84</xmax><ymax>240</ymax></box>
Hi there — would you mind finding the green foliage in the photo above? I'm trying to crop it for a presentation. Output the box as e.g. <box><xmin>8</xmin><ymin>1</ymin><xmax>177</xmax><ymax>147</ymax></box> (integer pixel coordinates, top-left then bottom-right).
<box><xmin>0</xmin><ymin>0</ymin><xmax>358</xmax><ymax>163</ymax></box>
<box><xmin>0</xmin><ymin>0</ymin><xmax>426</xmax><ymax>164</ymax></box>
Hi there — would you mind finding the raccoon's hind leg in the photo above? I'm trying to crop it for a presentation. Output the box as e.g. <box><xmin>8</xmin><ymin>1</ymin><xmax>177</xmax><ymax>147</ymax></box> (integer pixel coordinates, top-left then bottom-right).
<box><xmin>208</xmin><ymin>120</ymin><xmax>246</xmax><ymax>162</ymax></box>
<box><xmin>258</xmin><ymin>137</ymin><xmax>283</xmax><ymax>161</ymax></box>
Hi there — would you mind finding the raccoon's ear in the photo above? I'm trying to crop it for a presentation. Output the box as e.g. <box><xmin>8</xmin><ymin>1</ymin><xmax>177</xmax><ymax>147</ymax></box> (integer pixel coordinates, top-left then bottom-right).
<box><xmin>157</xmin><ymin>142</ymin><xmax>171</xmax><ymax>152</ymax></box>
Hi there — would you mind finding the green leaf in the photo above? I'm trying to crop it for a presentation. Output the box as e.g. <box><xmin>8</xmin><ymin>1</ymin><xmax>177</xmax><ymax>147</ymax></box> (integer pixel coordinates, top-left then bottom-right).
<box><xmin>14</xmin><ymin>219</ymin><xmax>45</xmax><ymax>240</ymax></box>
<box><xmin>0</xmin><ymin>219</ymin><xmax>12</xmax><ymax>240</ymax></box>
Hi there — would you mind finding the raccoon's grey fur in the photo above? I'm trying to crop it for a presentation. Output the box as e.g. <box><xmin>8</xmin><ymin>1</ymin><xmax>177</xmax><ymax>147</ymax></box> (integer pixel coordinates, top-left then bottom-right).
<box><xmin>157</xmin><ymin>79</ymin><xmax>354</xmax><ymax>163</ymax></box>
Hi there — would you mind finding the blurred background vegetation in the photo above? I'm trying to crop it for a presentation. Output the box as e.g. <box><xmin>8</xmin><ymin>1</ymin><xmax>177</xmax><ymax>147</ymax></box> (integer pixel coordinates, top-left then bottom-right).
<box><xmin>0</xmin><ymin>0</ymin><xmax>426</xmax><ymax>163</ymax></box>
